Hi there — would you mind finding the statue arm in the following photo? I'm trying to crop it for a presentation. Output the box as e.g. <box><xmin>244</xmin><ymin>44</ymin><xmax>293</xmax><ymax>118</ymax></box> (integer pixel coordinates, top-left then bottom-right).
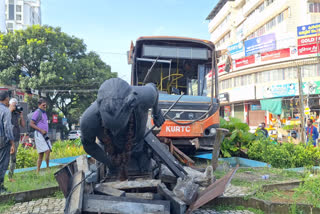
<box><xmin>80</xmin><ymin>103</ymin><xmax>114</xmax><ymax>167</ymax></box>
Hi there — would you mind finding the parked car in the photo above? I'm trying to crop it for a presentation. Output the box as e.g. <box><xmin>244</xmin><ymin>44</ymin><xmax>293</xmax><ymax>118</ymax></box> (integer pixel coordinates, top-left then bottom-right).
<box><xmin>68</xmin><ymin>130</ymin><xmax>81</xmax><ymax>140</ymax></box>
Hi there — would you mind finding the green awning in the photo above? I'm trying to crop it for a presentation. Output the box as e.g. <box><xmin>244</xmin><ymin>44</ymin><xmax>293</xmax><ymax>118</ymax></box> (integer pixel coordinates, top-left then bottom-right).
<box><xmin>260</xmin><ymin>98</ymin><xmax>282</xmax><ymax>115</ymax></box>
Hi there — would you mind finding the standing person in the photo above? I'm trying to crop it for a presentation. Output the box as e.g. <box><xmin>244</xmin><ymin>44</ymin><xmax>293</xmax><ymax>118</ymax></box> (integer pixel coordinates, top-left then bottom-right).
<box><xmin>0</xmin><ymin>91</ymin><xmax>15</xmax><ymax>193</ymax></box>
<box><xmin>30</xmin><ymin>98</ymin><xmax>52</xmax><ymax>173</ymax></box>
<box><xmin>8</xmin><ymin>98</ymin><xmax>25</xmax><ymax>182</ymax></box>
<box><xmin>306</xmin><ymin>118</ymin><xmax>319</xmax><ymax>147</ymax></box>
<box><xmin>259</xmin><ymin>122</ymin><xmax>269</xmax><ymax>138</ymax></box>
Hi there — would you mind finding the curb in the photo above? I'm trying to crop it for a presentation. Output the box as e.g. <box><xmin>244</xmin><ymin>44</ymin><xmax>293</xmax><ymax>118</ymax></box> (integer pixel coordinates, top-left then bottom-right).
<box><xmin>0</xmin><ymin>186</ymin><xmax>60</xmax><ymax>203</ymax></box>
<box><xmin>207</xmin><ymin>196</ymin><xmax>320</xmax><ymax>214</ymax></box>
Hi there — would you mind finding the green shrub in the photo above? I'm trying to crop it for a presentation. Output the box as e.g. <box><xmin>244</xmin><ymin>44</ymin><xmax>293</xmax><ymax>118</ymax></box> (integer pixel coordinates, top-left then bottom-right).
<box><xmin>248</xmin><ymin>138</ymin><xmax>320</xmax><ymax>168</ymax></box>
<box><xmin>16</xmin><ymin>139</ymin><xmax>85</xmax><ymax>169</ymax></box>
<box><xmin>220</xmin><ymin>117</ymin><xmax>255</xmax><ymax>157</ymax></box>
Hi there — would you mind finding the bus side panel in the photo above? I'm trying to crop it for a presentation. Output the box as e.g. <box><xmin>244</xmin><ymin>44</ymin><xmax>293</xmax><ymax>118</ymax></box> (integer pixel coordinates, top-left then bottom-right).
<box><xmin>156</xmin><ymin>109</ymin><xmax>219</xmax><ymax>138</ymax></box>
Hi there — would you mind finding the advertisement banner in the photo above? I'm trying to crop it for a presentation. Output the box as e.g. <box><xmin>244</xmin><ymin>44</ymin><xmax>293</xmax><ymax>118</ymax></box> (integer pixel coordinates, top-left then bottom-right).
<box><xmin>244</xmin><ymin>33</ymin><xmax>276</xmax><ymax>56</ymax></box>
<box><xmin>297</xmin><ymin>35</ymin><xmax>320</xmax><ymax>46</ymax></box>
<box><xmin>52</xmin><ymin>114</ymin><xmax>58</xmax><ymax>124</ymax></box>
<box><xmin>298</xmin><ymin>43</ymin><xmax>320</xmax><ymax>55</ymax></box>
<box><xmin>218</xmin><ymin>64</ymin><xmax>226</xmax><ymax>73</ymax></box>
<box><xmin>261</xmin><ymin>48</ymin><xmax>290</xmax><ymax>61</ymax></box>
<box><xmin>228</xmin><ymin>42</ymin><xmax>244</xmax><ymax>55</ymax></box>
<box><xmin>257</xmin><ymin>80</ymin><xmax>320</xmax><ymax>99</ymax></box>
<box><xmin>297</xmin><ymin>23</ymin><xmax>320</xmax><ymax>37</ymax></box>
<box><xmin>229</xmin><ymin>85</ymin><xmax>255</xmax><ymax>102</ymax></box>
<box><xmin>235</xmin><ymin>55</ymin><xmax>255</xmax><ymax>68</ymax></box>
<box><xmin>257</xmin><ymin>83</ymin><xmax>297</xmax><ymax>99</ymax></box>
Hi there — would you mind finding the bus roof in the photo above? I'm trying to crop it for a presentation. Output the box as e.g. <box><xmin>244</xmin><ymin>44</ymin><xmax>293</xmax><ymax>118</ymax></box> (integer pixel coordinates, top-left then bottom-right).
<box><xmin>135</xmin><ymin>36</ymin><xmax>215</xmax><ymax>49</ymax></box>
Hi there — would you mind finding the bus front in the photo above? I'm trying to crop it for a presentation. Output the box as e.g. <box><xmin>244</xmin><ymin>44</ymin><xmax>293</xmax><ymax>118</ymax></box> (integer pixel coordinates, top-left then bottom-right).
<box><xmin>129</xmin><ymin>36</ymin><xmax>219</xmax><ymax>153</ymax></box>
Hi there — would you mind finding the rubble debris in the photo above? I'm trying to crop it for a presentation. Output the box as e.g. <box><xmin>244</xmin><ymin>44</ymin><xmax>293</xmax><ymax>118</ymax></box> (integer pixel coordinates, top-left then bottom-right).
<box><xmin>82</xmin><ymin>194</ymin><xmax>170</xmax><ymax>214</ymax></box>
<box><xmin>173</xmin><ymin>177</ymin><xmax>199</xmax><ymax>205</ymax></box>
<box><xmin>94</xmin><ymin>184</ymin><xmax>125</xmax><ymax>197</ymax></box>
<box><xmin>186</xmin><ymin>166</ymin><xmax>239</xmax><ymax>214</ymax></box>
<box><xmin>102</xmin><ymin>179</ymin><xmax>161</xmax><ymax>192</ymax></box>
<box><xmin>65</xmin><ymin>171</ymin><xmax>84</xmax><ymax>214</ymax></box>
<box><xmin>158</xmin><ymin>183</ymin><xmax>187</xmax><ymax>214</ymax></box>
<box><xmin>126</xmin><ymin>192</ymin><xmax>160</xmax><ymax>200</ymax></box>
<box><xmin>183</xmin><ymin>165</ymin><xmax>215</xmax><ymax>187</ymax></box>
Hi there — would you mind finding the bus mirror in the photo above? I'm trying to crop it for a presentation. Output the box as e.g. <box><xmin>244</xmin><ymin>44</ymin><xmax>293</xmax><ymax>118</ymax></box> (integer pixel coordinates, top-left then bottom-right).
<box><xmin>171</xmin><ymin>87</ymin><xmax>180</xmax><ymax>95</ymax></box>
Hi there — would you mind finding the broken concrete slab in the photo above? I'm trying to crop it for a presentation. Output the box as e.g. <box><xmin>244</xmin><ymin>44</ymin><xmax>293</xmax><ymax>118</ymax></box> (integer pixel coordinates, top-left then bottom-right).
<box><xmin>183</xmin><ymin>165</ymin><xmax>215</xmax><ymax>187</ymax></box>
<box><xmin>126</xmin><ymin>192</ymin><xmax>160</xmax><ymax>200</ymax></box>
<box><xmin>82</xmin><ymin>194</ymin><xmax>170</xmax><ymax>214</ymax></box>
<box><xmin>159</xmin><ymin>165</ymin><xmax>177</xmax><ymax>184</ymax></box>
<box><xmin>102</xmin><ymin>179</ymin><xmax>161</xmax><ymax>192</ymax></box>
<box><xmin>94</xmin><ymin>184</ymin><xmax>125</xmax><ymax>197</ymax></box>
<box><xmin>173</xmin><ymin>177</ymin><xmax>199</xmax><ymax>205</ymax></box>
<box><xmin>158</xmin><ymin>183</ymin><xmax>186</xmax><ymax>214</ymax></box>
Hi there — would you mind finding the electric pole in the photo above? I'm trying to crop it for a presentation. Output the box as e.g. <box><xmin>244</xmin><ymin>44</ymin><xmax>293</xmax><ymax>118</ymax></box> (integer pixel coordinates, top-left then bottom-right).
<box><xmin>297</xmin><ymin>65</ymin><xmax>306</xmax><ymax>144</ymax></box>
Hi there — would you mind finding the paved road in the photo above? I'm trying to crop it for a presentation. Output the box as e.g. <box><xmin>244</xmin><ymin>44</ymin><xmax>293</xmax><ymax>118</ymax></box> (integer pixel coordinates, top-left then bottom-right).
<box><xmin>4</xmin><ymin>197</ymin><xmax>255</xmax><ymax>214</ymax></box>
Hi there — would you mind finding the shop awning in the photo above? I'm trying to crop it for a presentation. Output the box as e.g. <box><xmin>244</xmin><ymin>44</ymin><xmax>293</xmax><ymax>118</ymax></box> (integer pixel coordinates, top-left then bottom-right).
<box><xmin>260</xmin><ymin>98</ymin><xmax>282</xmax><ymax>115</ymax></box>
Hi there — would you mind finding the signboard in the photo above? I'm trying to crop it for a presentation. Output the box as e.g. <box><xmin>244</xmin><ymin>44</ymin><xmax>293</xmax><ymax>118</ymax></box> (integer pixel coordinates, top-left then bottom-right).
<box><xmin>261</xmin><ymin>48</ymin><xmax>290</xmax><ymax>61</ymax></box>
<box><xmin>224</xmin><ymin>106</ymin><xmax>231</xmax><ymax>120</ymax></box>
<box><xmin>297</xmin><ymin>23</ymin><xmax>320</xmax><ymax>37</ymax></box>
<box><xmin>257</xmin><ymin>80</ymin><xmax>320</xmax><ymax>99</ymax></box>
<box><xmin>297</xmin><ymin>35</ymin><xmax>320</xmax><ymax>46</ymax></box>
<box><xmin>298</xmin><ymin>43</ymin><xmax>320</xmax><ymax>55</ymax></box>
<box><xmin>62</xmin><ymin>118</ymin><xmax>67</xmax><ymax>126</ymax></box>
<box><xmin>219</xmin><ymin>93</ymin><xmax>229</xmax><ymax>102</ymax></box>
<box><xmin>218</xmin><ymin>64</ymin><xmax>226</xmax><ymax>73</ymax></box>
<box><xmin>228</xmin><ymin>42</ymin><xmax>244</xmax><ymax>55</ymax></box>
<box><xmin>304</xmin><ymin>107</ymin><xmax>310</xmax><ymax>115</ymax></box>
<box><xmin>229</xmin><ymin>85</ymin><xmax>255</xmax><ymax>102</ymax></box>
<box><xmin>256</xmin><ymin>83</ymin><xmax>297</xmax><ymax>99</ymax></box>
<box><xmin>235</xmin><ymin>55</ymin><xmax>255</xmax><ymax>68</ymax></box>
<box><xmin>244</xmin><ymin>33</ymin><xmax>276</xmax><ymax>56</ymax></box>
<box><xmin>52</xmin><ymin>114</ymin><xmax>58</xmax><ymax>124</ymax></box>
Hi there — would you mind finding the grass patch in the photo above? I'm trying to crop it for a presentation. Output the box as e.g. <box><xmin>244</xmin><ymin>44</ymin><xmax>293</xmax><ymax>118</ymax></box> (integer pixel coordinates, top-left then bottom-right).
<box><xmin>210</xmin><ymin>205</ymin><xmax>264</xmax><ymax>214</ymax></box>
<box><xmin>53</xmin><ymin>191</ymin><xmax>65</xmax><ymax>199</ymax></box>
<box><xmin>4</xmin><ymin>167</ymin><xmax>59</xmax><ymax>193</ymax></box>
<box><xmin>0</xmin><ymin>200</ymin><xmax>14</xmax><ymax>213</ymax></box>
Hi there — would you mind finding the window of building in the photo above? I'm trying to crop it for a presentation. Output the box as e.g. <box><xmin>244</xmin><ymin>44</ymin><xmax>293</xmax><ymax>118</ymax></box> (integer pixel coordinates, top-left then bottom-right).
<box><xmin>16</xmin><ymin>14</ymin><xmax>21</xmax><ymax>21</ymax></box>
<box><xmin>7</xmin><ymin>23</ymin><xmax>13</xmax><ymax>31</ymax></box>
<box><xmin>256</xmin><ymin>26</ymin><xmax>265</xmax><ymax>37</ymax></box>
<box><xmin>258</xmin><ymin>2</ymin><xmax>265</xmax><ymax>12</ymax></box>
<box><xmin>265</xmin><ymin>0</ymin><xmax>274</xmax><ymax>7</ymax></box>
<box><xmin>309</xmin><ymin>3</ymin><xmax>320</xmax><ymax>13</ymax></box>
<box><xmin>277</xmin><ymin>11</ymin><xmax>284</xmax><ymax>23</ymax></box>
<box><xmin>8</xmin><ymin>3</ymin><xmax>14</xmax><ymax>20</ymax></box>
<box><xmin>16</xmin><ymin>5</ymin><xmax>21</xmax><ymax>13</ymax></box>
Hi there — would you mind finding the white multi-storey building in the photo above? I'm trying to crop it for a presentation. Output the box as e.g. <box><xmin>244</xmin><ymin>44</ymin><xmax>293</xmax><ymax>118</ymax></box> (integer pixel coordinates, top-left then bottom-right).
<box><xmin>0</xmin><ymin>0</ymin><xmax>6</xmax><ymax>33</ymax></box>
<box><xmin>5</xmin><ymin>0</ymin><xmax>41</xmax><ymax>31</ymax></box>
<box><xmin>207</xmin><ymin>0</ymin><xmax>320</xmax><ymax>127</ymax></box>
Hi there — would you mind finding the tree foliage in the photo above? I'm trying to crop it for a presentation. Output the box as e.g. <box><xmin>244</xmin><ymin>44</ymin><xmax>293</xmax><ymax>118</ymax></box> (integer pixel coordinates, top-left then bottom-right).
<box><xmin>0</xmin><ymin>25</ymin><xmax>117</xmax><ymax>130</ymax></box>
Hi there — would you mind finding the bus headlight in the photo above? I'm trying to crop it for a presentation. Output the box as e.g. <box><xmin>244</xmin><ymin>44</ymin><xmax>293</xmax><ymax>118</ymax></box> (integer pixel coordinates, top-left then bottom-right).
<box><xmin>210</xmin><ymin>128</ymin><xmax>217</xmax><ymax>135</ymax></box>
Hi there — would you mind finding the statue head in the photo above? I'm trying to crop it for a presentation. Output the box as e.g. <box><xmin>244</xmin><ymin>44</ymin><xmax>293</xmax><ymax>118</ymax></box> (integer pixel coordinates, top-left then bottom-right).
<box><xmin>97</xmin><ymin>78</ymin><xmax>138</xmax><ymax>136</ymax></box>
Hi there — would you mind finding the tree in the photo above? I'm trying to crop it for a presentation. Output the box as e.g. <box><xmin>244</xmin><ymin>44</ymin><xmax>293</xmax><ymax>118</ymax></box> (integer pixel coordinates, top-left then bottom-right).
<box><xmin>0</xmin><ymin>25</ymin><xmax>117</xmax><ymax>130</ymax></box>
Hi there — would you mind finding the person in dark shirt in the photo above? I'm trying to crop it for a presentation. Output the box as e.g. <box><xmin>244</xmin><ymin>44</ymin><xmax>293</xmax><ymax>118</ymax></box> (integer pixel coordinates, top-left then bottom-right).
<box><xmin>8</xmin><ymin>98</ymin><xmax>25</xmax><ymax>182</ymax></box>
<box><xmin>0</xmin><ymin>91</ymin><xmax>15</xmax><ymax>194</ymax></box>
<box><xmin>259</xmin><ymin>122</ymin><xmax>269</xmax><ymax>138</ymax></box>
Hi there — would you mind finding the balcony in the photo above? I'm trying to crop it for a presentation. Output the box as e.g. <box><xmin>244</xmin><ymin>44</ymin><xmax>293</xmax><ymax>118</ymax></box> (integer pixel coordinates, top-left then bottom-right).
<box><xmin>243</xmin><ymin>0</ymin><xmax>288</xmax><ymax>37</ymax></box>
<box><xmin>208</xmin><ymin>1</ymin><xmax>232</xmax><ymax>33</ymax></box>
<box><xmin>242</xmin><ymin>0</ymin><xmax>264</xmax><ymax>17</ymax></box>
<box><xmin>210</xmin><ymin>23</ymin><xmax>231</xmax><ymax>44</ymax></box>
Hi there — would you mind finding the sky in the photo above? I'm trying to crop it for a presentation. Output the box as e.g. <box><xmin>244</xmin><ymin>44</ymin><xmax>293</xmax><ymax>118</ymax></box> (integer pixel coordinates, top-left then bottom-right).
<box><xmin>42</xmin><ymin>0</ymin><xmax>219</xmax><ymax>83</ymax></box>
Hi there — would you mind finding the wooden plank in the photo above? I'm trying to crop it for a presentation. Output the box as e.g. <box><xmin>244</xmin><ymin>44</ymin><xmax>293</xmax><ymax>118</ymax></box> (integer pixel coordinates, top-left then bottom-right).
<box><xmin>103</xmin><ymin>179</ymin><xmax>161</xmax><ymax>192</ymax></box>
<box><xmin>83</xmin><ymin>194</ymin><xmax>170</xmax><ymax>214</ymax></box>
<box><xmin>94</xmin><ymin>184</ymin><xmax>125</xmax><ymax>197</ymax></box>
<box><xmin>66</xmin><ymin>171</ymin><xmax>84</xmax><ymax>214</ymax></box>
<box><xmin>158</xmin><ymin>183</ymin><xmax>186</xmax><ymax>214</ymax></box>
<box><xmin>76</xmin><ymin>155</ymin><xmax>89</xmax><ymax>172</ymax></box>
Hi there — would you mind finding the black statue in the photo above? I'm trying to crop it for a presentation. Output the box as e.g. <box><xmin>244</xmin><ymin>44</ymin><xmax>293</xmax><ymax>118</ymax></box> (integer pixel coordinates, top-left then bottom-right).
<box><xmin>80</xmin><ymin>78</ymin><xmax>165</xmax><ymax>180</ymax></box>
